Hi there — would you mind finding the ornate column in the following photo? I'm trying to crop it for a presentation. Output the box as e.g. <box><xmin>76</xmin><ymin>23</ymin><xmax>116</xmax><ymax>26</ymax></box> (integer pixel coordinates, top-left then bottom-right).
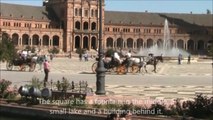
<box><xmin>185</xmin><ymin>41</ymin><xmax>188</xmax><ymax>50</ymax></box>
<box><xmin>49</xmin><ymin>39</ymin><xmax>51</xmax><ymax>47</ymax></box>
<box><xmin>89</xmin><ymin>35</ymin><xmax>91</xmax><ymax>50</ymax></box>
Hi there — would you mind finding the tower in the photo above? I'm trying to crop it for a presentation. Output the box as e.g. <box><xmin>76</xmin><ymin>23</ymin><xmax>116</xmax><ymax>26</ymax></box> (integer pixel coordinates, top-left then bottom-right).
<box><xmin>45</xmin><ymin>0</ymin><xmax>105</xmax><ymax>52</ymax></box>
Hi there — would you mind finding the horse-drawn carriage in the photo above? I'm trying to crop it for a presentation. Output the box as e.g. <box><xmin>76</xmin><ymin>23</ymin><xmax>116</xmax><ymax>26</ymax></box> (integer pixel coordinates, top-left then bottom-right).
<box><xmin>91</xmin><ymin>57</ymin><xmax>141</xmax><ymax>74</ymax></box>
<box><xmin>6</xmin><ymin>56</ymin><xmax>37</xmax><ymax>72</ymax></box>
<box><xmin>91</xmin><ymin>55</ymin><xmax>163</xmax><ymax>74</ymax></box>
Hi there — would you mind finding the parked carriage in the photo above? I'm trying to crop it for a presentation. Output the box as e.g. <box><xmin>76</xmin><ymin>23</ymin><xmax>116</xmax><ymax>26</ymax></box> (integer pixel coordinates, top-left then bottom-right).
<box><xmin>6</xmin><ymin>57</ymin><xmax>37</xmax><ymax>72</ymax></box>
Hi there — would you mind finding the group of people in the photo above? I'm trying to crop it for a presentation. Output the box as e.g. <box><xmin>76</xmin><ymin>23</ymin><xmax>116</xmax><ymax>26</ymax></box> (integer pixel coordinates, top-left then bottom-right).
<box><xmin>18</xmin><ymin>49</ymin><xmax>51</xmax><ymax>87</ymax></box>
<box><xmin>18</xmin><ymin>50</ymin><xmax>31</xmax><ymax>61</ymax></box>
<box><xmin>178</xmin><ymin>54</ymin><xmax>191</xmax><ymax>65</ymax></box>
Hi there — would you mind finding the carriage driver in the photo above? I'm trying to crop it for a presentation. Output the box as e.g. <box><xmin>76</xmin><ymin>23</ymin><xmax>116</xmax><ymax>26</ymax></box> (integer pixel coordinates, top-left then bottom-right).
<box><xmin>126</xmin><ymin>50</ymin><xmax>132</xmax><ymax>58</ymax></box>
<box><xmin>125</xmin><ymin>50</ymin><xmax>132</xmax><ymax>72</ymax></box>
<box><xmin>21</xmin><ymin>50</ymin><xmax>28</xmax><ymax>61</ymax></box>
<box><xmin>113</xmin><ymin>51</ymin><xmax>121</xmax><ymax>64</ymax></box>
<box><xmin>148</xmin><ymin>53</ymin><xmax>154</xmax><ymax>62</ymax></box>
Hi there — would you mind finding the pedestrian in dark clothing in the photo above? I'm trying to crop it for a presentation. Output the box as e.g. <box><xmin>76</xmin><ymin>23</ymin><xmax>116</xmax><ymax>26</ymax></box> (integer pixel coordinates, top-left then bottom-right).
<box><xmin>178</xmin><ymin>54</ymin><xmax>182</xmax><ymax>65</ymax></box>
<box><xmin>187</xmin><ymin>55</ymin><xmax>191</xmax><ymax>64</ymax></box>
<box><xmin>79</xmin><ymin>53</ymin><xmax>82</xmax><ymax>61</ymax></box>
<box><xmin>50</xmin><ymin>53</ymin><xmax>53</xmax><ymax>61</ymax></box>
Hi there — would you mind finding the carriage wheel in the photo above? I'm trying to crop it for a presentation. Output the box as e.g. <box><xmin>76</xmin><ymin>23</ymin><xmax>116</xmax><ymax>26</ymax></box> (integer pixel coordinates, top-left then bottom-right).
<box><xmin>130</xmin><ymin>65</ymin><xmax>139</xmax><ymax>74</ymax></box>
<box><xmin>6</xmin><ymin>61</ymin><xmax>13</xmax><ymax>71</ymax></box>
<box><xmin>20</xmin><ymin>64</ymin><xmax>26</xmax><ymax>71</ymax></box>
<box><xmin>116</xmin><ymin>65</ymin><xmax>126</xmax><ymax>74</ymax></box>
<box><xmin>109</xmin><ymin>67</ymin><xmax>117</xmax><ymax>73</ymax></box>
<box><xmin>91</xmin><ymin>62</ymin><xmax>98</xmax><ymax>73</ymax></box>
<box><xmin>29</xmin><ymin>62</ymin><xmax>36</xmax><ymax>72</ymax></box>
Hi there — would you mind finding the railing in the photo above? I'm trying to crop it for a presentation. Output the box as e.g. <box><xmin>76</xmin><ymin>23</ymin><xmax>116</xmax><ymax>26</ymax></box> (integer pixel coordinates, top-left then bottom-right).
<box><xmin>74</xmin><ymin>29</ymin><xmax>98</xmax><ymax>34</ymax></box>
<box><xmin>1</xmin><ymin>26</ymin><xmax>63</xmax><ymax>33</ymax></box>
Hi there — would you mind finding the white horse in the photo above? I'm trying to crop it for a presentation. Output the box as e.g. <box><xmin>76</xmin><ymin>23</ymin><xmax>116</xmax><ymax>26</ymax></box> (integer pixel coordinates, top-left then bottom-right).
<box><xmin>128</xmin><ymin>57</ymin><xmax>147</xmax><ymax>73</ymax></box>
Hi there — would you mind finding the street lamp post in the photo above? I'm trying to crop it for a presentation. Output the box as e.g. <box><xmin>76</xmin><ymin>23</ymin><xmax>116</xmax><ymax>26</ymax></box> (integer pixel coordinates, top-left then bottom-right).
<box><xmin>96</xmin><ymin>0</ymin><xmax>106</xmax><ymax>95</ymax></box>
<box><xmin>0</xmin><ymin>30</ymin><xmax>2</xmax><ymax>80</ymax></box>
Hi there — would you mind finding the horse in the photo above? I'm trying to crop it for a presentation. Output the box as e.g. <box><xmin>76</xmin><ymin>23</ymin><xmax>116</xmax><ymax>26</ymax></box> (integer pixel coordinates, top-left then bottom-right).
<box><xmin>143</xmin><ymin>56</ymin><xmax>163</xmax><ymax>73</ymax></box>
<box><xmin>6</xmin><ymin>56</ymin><xmax>37</xmax><ymax>71</ymax></box>
<box><xmin>127</xmin><ymin>55</ymin><xmax>163</xmax><ymax>73</ymax></box>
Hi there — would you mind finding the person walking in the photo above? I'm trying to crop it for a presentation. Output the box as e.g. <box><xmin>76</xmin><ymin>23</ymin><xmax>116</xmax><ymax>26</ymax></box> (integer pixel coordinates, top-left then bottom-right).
<box><xmin>178</xmin><ymin>54</ymin><xmax>182</xmax><ymax>65</ymax></box>
<box><xmin>50</xmin><ymin>53</ymin><xmax>53</xmax><ymax>61</ymax></box>
<box><xmin>187</xmin><ymin>54</ymin><xmax>191</xmax><ymax>64</ymax></box>
<box><xmin>84</xmin><ymin>52</ymin><xmax>89</xmax><ymax>61</ymax></box>
<box><xmin>125</xmin><ymin>50</ymin><xmax>132</xmax><ymax>73</ymax></box>
<box><xmin>37</xmin><ymin>55</ymin><xmax>44</xmax><ymax>71</ymax></box>
<box><xmin>79</xmin><ymin>53</ymin><xmax>82</xmax><ymax>61</ymax></box>
<box><xmin>43</xmin><ymin>60</ymin><xmax>50</xmax><ymax>87</ymax></box>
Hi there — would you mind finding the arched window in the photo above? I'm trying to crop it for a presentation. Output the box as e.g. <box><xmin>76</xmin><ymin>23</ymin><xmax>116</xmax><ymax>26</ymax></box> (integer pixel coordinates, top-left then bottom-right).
<box><xmin>83</xmin><ymin>22</ymin><xmax>89</xmax><ymax>30</ymax></box>
<box><xmin>137</xmin><ymin>38</ymin><xmax>143</xmax><ymax>48</ymax></box>
<box><xmin>53</xmin><ymin>35</ymin><xmax>59</xmax><ymax>46</ymax></box>
<box><xmin>177</xmin><ymin>39</ymin><xmax>184</xmax><ymax>49</ymax></box>
<box><xmin>75</xmin><ymin>21</ymin><xmax>80</xmax><ymax>30</ymax></box>
<box><xmin>157</xmin><ymin>39</ymin><xmax>163</xmax><ymax>48</ymax></box>
<box><xmin>91</xmin><ymin>22</ymin><xmax>96</xmax><ymax>30</ymax></box>
<box><xmin>75</xmin><ymin>8</ymin><xmax>78</xmax><ymax>16</ymax></box>
<box><xmin>75</xmin><ymin>36</ymin><xmax>80</xmax><ymax>49</ymax></box>
<box><xmin>83</xmin><ymin>36</ymin><xmax>89</xmax><ymax>49</ymax></box>
<box><xmin>79</xmin><ymin>8</ymin><xmax>82</xmax><ymax>16</ymax></box>
<box><xmin>91</xmin><ymin>9</ymin><xmax>94</xmax><ymax>17</ymax></box>
<box><xmin>117</xmin><ymin>38</ymin><xmax>123</xmax><ymax>48</ymax></box>
<box><xmin>187</xmin><ymin>40</ymin><xmax>194</xmax><ymax>50</ymax></box>
<box><xmin>32</xmin><ymin>34</ymin><xmax>39</xmax><ymax>45</ymax></box>
<box><xmin>12</xmin><ymin>33</ymin><xmax>19</xmax><ymax>45</ymax></box>
<box><xmin>127</xmin><ymin>38</ymin><xmax>133</xmax><ymax>48</ymax></box>
<box><xmin>22</xmin><ymin>34</ymin><xmax>29</xmax><ymax>45</ymax></box>
<box><xmin>197</xmin><ymin>40</ymin><xmax>204</xmax><ymax>50</ymax></box>
<box><xmin>106</xmin><ymin>37</ymin><xmax>113</xmax><ymax>48</ymax></box>
<box><xmin>170</xmin><ymin>39</ymin><xmax>174</xmax><ymax>48</ymax></box>
<box><xmin>43</xmin><ymin>35</ymin><xmax>49</xmax><ymax>46</ymax></box>
<box><xmin>147</xmin><ymin>39</ymin><xmax>153</xmax><ymax>48</ymax></box>
<box><xmin>91</xmin><ymin>37</ymin><xmax>96</xmax><ymax>49</ymax></box>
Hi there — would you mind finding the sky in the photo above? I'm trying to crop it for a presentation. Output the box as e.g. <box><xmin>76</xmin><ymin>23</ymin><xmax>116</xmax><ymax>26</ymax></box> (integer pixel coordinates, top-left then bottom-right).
<box><xmin>0</xmin><ymin>0</ymin><xmax>212</xmax><ymax>14</ymax></box>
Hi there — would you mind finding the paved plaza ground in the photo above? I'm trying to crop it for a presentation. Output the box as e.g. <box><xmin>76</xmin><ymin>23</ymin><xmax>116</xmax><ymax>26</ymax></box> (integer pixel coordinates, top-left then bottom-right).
<box><xmin>0</xmin><ymin>56</ymin><xmax>212</xmax><ymax>102</ymax></box>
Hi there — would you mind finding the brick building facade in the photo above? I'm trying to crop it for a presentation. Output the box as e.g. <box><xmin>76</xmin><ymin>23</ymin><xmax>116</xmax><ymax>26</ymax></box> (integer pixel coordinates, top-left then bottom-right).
<box><xmin>0</xmin><ymin>0</ymin><xmax>212</xmax><ymax>54</ymax></box>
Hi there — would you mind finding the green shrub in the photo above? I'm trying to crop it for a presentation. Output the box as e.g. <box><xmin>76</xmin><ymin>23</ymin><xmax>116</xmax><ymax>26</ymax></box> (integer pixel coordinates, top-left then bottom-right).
<box><xmin>0</xmin><ymin>79</ymin><xmax>12</xmax><ymax>98</ymax></box>
<box><xmin>184</xmin><ymin>94</ymin><xmax>213</xmax><ymax>118</ymax></box>
<box><xmin>67</xmin><ymin>95</ymin><xmax>86</xmax><ymax>108</ymax></box>
<box><xmin>30</xmin><ymin>76</ymin><xmax>42</xmax><ymax>89</ymax></box>
<box><xmin>61</xmin><ymin>77</ymin><xmax>70</xmax><ymax>92</ymax></box>
<box><xmin>25</xmin><ymin>45</ymin><xmax>31</xmax><ymax>51</ymax></box>
<box><xmin>0</xmin><ymin>35</ymin><xmax>16</xmax><ymax>62</ymax></box>
<box><xmin>75</xmin><ymin>48</ymin><xmax>85</xmax><ymax>54</ymax></box>
<box><xmin>49</xmin><ymin>47</ymin><xmax>59</xmax><ymax>54</ymax></box>
<box><xmin>0</xmin><ymin>79</ymin><xmax>18</xmax><ymax>100</ymax></box>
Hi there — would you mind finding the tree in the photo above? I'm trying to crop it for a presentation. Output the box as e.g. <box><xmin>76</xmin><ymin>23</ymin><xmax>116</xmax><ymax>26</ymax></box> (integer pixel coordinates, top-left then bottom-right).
<box><xmin>0</xmin><ymin>33</ymin><xmax>17</xmax><ymax>62</ymax></box>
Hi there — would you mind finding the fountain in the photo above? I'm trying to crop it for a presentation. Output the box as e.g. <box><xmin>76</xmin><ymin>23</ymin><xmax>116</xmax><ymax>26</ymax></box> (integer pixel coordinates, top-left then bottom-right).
<box><xmin>137</xmin><ymin>19</ymin><xmax>189</xmax><ymax>58</ymax></box>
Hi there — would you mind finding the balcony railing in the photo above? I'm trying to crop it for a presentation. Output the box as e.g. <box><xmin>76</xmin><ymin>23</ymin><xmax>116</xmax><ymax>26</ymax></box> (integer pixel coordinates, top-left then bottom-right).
<box><xmin>1</xmin><ymin>26</ymin><xmax>63</xmax><ymax>33</ymax></box>
<box><xmin>74</xmin><ymin>29</ymin><xmax>98</xmax><ymax>34</ymax></box>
